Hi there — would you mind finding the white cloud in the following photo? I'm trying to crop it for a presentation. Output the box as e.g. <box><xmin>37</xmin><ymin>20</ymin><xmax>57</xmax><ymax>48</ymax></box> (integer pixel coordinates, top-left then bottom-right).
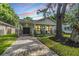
<box><xmin>33</xmin><ymin>16</ymin><xmax>43</xmax><ymax>20</ymax></box>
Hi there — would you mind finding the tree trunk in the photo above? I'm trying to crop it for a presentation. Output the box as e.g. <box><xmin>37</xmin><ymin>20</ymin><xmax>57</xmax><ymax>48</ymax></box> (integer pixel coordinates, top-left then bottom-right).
<box><xmin>56</xmin><ymin>3</ymin><xmax>67</xmax><ymax>40</ymax></box>
<box><xmin>55</xmin><ymin>4</ymin><xmax>62</xmax><ymax>39</ymax></box>
<box><xmin>70</xmin><ymin>24</ymin><xmax>79</xmax><ymax>43</ymax></box>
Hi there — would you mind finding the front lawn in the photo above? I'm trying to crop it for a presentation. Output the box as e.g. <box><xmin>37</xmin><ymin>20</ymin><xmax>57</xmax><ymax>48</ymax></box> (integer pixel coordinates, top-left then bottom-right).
<box><xmin>63</xmin><ymin>33</ymin><xmax>71</xmax><ymax>38</ymax></box>
<box><xmin>0</xmin><ymin>34</ymin><xmax>16</xmax><ymax>55</ymax></box>
<box><xmin>38</xmin><ymin>36</ymin><xmax>79</xmax><ymax>56</ymax></box>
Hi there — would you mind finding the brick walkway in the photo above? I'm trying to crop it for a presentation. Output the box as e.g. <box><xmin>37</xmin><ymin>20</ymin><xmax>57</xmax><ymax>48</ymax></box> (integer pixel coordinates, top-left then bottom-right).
<box><xmin>2</xmin><ymin>36</ymin><xmax>58</xmax><ymax>56</ymax></box>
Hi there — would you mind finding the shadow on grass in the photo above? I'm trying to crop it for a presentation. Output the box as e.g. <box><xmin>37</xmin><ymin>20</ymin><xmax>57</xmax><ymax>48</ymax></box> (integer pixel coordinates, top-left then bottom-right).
<box><xmin>49</xmin><ymin>36</ymin><xmax>79</xmax><ymax>48</ymax></box>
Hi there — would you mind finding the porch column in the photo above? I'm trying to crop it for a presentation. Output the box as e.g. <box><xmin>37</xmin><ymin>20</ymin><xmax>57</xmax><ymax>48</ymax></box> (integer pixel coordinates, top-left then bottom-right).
<box><xmin>31</xmin><ymin>24</ymin><xmax>34</xmax><ymax>36</ymax></box>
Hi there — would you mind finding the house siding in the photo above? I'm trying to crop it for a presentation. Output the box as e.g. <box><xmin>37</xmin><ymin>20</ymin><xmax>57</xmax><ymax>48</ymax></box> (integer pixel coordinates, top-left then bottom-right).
<box><xmin>0</xmin><ymin>21</ymin><xmax>16</xmax><ymax>36</ymax></box>
<box><xmin>20</xmin><ymin>18</ymin><xmax>73</xmax><ymax>36</ymax></box>
<box><xmin>62</xmin><ymin>25</ymin><xmax>72</xmax><ymax>33</ymax></box>
<box><xmin>11</xmin><ymin>28</ymin><xmax>16</xmax><ymax>34</ymax></box>
<box><xmin>34</xmin><ymin>24</ymin><xmax>54</xmax><ymax>35</ymax></box>
<box><xmin>0</xmin><ymin>25</ymin><xmax>5</xmax><ymax>35</ymax></box>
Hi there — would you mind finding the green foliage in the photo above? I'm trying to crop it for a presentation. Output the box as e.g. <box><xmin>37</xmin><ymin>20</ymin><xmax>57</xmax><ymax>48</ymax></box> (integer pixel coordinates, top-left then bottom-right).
<box><xmin>24</xmin><ymin>17</ymin><xmax>32</xmax><ymax>20</ymax></box>
<box><xmin>38</xmin><ymin>36</ymin><xmax>54</xmax><ymax>49</ymax></box>
<box><xmin>63</xmin><ymin>8</ymin><xmax>79</xmax><ymax>25</ymax></box>
<box><xmin>35</xmin><ymin>34</ymin><xmax>48</xmax><ymax>37</ymax></box>
<box><xmin>38</xmin><ymin>36</ymin><xmax>79</xmax><ymax>56</ymax></box>
<box><xmin>37</xmin><ymin>9</ymin><xmax>47</xmax><ymax>18</ymax></box>
<box><xmin>0</xmin><ymin>34</ymin><xmax>17</xmax><ymax>37</ymax></box>
<box><xmin>49</xmin><ymin>16</ymin><xmax>56</xmax><ymax>23</ymax></box>
<box><xmin>62</xmin><ymin>33</ymin><xmax>71</xmax><ymax>38</ymax></box>
<box><xmin>0</xmin><ymin>3</ymin><xmax>19</xmax><ymax>27</ymax></box>
<box><xmin>0</xmin><ymin>36</ymin><xmax>16</xmax><ymax>55</ymax></box>
<box><xmin>63</xmin><ymin>13</ymin><xmax>74</xmax><ymax>24</ymax></box>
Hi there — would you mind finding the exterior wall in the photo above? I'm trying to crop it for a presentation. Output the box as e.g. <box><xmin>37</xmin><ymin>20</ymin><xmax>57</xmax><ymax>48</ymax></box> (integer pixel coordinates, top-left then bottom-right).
<box><xmin>62</xmin><ymin>25</ymin><xmax>72</xmax><ymax>33</ymax></box>
<box><xmin>51</xmin><ymin>26</ymin><xmax>56</xmax><ymax>34</ymax></box>
<box><xmin>0</xmin><ymin>24</ymin><xmax>16</xmax><ymax>36</ymax></box>
<box><xmin>6</xmin><ymin>26</ymin><xmax>11</xmax><ymax>34</ymax></box>
<box><xmin>11</xmin><ymin>28</ymin><xmax>16</xmax><ymax>34</ymax></box>
<box><xmin>6</xmin><ymin>27</ymin><xmax>16</xmax><ymax>34</ymax></box>
<box><xmin>34</xmin><ymin>24</ymin><xmax>53</xmax><ymax>35</ymax></box>
<box><xmin>0</xmin><ymin>25</ymin><xmax>5</xmax><ymax>35</ymax></box>
<box><xmin>30</xmin><ymin>24</ymin><xmax>34</xmax><ymax>36</ymax></box>
<box><xmin>48</xmin><ymin>25</ymin><xmax>72</xmax><ymax>34</ymax></box>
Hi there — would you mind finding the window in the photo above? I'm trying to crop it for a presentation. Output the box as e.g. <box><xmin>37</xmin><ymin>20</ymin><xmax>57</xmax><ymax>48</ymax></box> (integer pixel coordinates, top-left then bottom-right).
<box><xmin>64</xmin><ymin>27</ymin><xmax>70</xmax><ymax>30</ymax></box>
<box><xmin>45</xmin><ymin>26</ymin><xmax>52</xmax><ymax>33</ymax></box>
<box><xmin>46</xmin><ymin>26</ymin><xmax>49</xmax><ymax>31</ymax></box>
<box><xmin>67</xmin><ymin>27</ymin><xmax>70</xmax><ymax>30</ymax></box>
<box><xmin>35</xmin><ymin>25</ymin><xmax>40</xmax><ymax>32</ymax></box>
<box><xmin>64</xmin><ymin>27</ymin><xmax>67</xmax><ymax>30</ymax></box>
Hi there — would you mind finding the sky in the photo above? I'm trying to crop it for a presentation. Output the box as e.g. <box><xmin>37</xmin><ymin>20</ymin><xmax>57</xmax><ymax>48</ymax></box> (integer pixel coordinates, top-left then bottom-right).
<box><xmin>10</xmin><ymin>3</ymin><xmax>47</xmax><ymax>20</ymax></box>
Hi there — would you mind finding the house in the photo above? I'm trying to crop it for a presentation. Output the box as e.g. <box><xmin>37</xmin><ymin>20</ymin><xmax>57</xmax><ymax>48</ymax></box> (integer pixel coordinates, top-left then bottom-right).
<box><xmin>62</xmin><ymin>24</ymin><xmax>72</xmax><ymax>33</ymax></box>
<box><xmin>0</xmin><ymin>18</ymin><xmax>72</xmax><ymax>36</ymax></box>
<box><xmin>0</xmin><ymin>21</ymin><xmax>16</xmax><ymax>36</ymax></box>
<box><xmin>20</xmin><ymin>18</ymin><xmax>72</xmax><ymax>36</ymax></box>
<box><xmin>20</xmin><ymin>18</ymin><xmax>56</xmax><ymax>36</ymax></box>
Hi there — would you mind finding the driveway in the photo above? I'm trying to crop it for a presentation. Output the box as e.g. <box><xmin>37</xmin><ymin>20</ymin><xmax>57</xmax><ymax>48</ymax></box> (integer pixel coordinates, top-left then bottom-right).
<box><xmin>2</xmin><ymin>36</ymin><xmax>58</xmax><ymax>56</ymax></box>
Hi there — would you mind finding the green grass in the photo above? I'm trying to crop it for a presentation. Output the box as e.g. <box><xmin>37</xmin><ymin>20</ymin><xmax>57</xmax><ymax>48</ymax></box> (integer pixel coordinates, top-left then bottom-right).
<box><xmin>0</xmin><ymin>34</ymin><xmax>17</xmax><ymax>37</ymax></box>
<box><xmin>63</xmin><ymin>33</ymin><xmax>71</xmax><ymax>38</ymax></box>
<box><xmin>38</xmin><ymin>36</ymin><xmax>79</xmax><ymax>56</ymax></box>
<box><xmin>63</xmin><ymin>34</ymin><xmax>71</xmax><ymax>38</ymax></box>
<box><xmin>0</xmin><ymin>35</ymin><xmax>16</xmax><ymax>55</ymax></box>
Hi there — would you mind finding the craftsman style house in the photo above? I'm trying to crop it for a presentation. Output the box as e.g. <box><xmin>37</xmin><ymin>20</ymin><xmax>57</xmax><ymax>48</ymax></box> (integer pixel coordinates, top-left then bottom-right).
<box><xmin>0</xmin><ymin>18</ymin><xmax>72</xmax><ymax>36</ymax></box>
<box><xmin>20</xmin><ymin>18</ymin><xmax>72</xmax><ymax>36</ymax></box>
<box><xmin>0</xmin><ymin>21</ymin><xmax>16</xmax><ymax>36</ymax></box>
<box><xmin>20</xmin><ymin>18</ymin><xmax>56</xmax><ymax>36</ymax></box>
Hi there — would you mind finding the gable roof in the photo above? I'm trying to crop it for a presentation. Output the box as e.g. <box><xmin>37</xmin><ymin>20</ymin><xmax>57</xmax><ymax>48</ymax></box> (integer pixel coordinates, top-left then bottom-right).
<box><xmin>19</xmin><ymin>19</ymin><xmax>33</xmax><ymax>24</ymax></box>
<box><xmin>32</xmin><ymin>18</ymin><xmax>56</xmax><ymax>25</ymax></box>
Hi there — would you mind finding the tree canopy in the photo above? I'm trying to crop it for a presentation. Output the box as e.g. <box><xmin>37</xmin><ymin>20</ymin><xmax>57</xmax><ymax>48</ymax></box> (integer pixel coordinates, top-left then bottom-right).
<box><xmin>24</xmin><ymin>17</ymin><xmax>32</xmax><ymax>20</ymax></box>
<box><xmin>0</xmin><ymin>3</ymin><xmax>19</xmax><ymax>27</ymax></box>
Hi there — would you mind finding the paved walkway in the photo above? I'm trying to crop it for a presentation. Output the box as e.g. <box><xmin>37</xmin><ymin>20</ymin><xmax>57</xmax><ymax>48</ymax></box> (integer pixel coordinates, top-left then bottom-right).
<box><xmin>2</xmin><ymin>36</ymin><xmax>58</xmax><ymax>56</ymax></box>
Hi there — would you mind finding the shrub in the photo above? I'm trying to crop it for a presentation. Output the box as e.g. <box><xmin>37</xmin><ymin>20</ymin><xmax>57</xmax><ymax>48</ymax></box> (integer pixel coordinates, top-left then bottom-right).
<box><xmin>62</xmin><ymin>32</ymin><xmax>71</xmax><ymax>38</ymax></box>
<box><xmin>38</xmin><ymin>36</ymin><xmax>79</xmax><ymax>56</ymax></box>
<box><xmin>0</xmin><ymin>34</ymin><xmax>17</xmax><ymax>37</ymax></box>
<box><xmin>35</xmin><ymin>34</ymin><xmax>48</xmax><ymax>37</ymax></box>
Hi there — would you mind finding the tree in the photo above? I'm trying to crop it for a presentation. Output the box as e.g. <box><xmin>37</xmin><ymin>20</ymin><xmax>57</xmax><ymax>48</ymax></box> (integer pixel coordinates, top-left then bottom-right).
<box><xmin>0</xmin><ymin>3</ymin><xmax>19</xmax><ymax>27</ymax></box>
<box><xmin>47</xmin><ymin>3</ymin><xmax>68</xmax><ymax>40</ymax></box>
<box><xmin>37</xmin><ymin>3</ymin><xmax>79</xmax><ymax>41</ymax></box>
<box><xmin>36</xmin><ymin>3</ymin><xmax>67</xmax><ymax>40</ymax></box>
<box><xmin>70</xmin><ymin>4</ymin><xmax>79</xmax><ymax>43</ymax></box>
<box><xmin>24</xmin><ymin>17</ymin><xmax>32</xmax><ymax>20</ymax></box>
<box><xmin>21</xmin><ymin>17</ymin><xmax>33</xmax><ymax>27</ymax></box>
<box><xmin>55</xmin><ymin>4</ymin><xmax>67</xmax><ymax>40</ymax></box>
<box><xmin>37</xmin><ymin>8</ymin><xmax>48</xmax><ymax>19</ymax></box>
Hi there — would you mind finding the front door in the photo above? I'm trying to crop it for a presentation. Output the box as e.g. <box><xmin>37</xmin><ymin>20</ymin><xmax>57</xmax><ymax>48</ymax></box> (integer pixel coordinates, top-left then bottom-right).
<box><xmin>23</xmin><ymin>27</ymin><xmax>30</xmax><ymax>34</ymax></box>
